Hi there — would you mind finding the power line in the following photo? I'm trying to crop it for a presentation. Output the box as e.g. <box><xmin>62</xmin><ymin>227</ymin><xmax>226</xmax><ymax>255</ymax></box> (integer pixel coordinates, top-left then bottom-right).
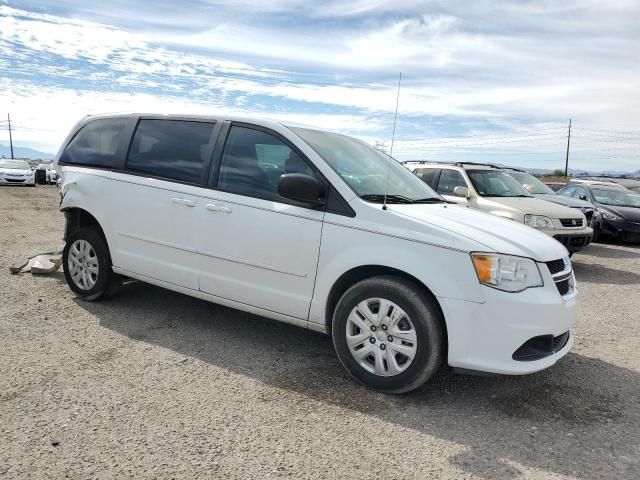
<box><xmin>572</xmin><ymin>126</ymin><xmax>640</xmax><ymax>136</ymax></box>
<box><xmin>397</xmin><ymin>129</ymin><xmax>566</xmax><ymax>144</ymax></box>
<box><xmin>398</xmin><ymin>136</ymin><xmax>566</xmax><ymax>149</ymax></box>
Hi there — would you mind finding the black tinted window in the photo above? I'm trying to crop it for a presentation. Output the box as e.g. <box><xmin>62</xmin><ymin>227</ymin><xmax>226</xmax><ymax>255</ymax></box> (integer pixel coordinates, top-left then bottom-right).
<box><xmin>60</xmin><ymin>118</ymin><xmax>129</xmax><ymax>167</ymax></box>
<box><xmin>126</xmin><ymin>120</ymin><xmax>215</xmax><ymax>184</ymax></box>
<box><xmin>414</xmin><ymin>168</ymin><xmax>438</xmax><ymax>187</ymax></box>
<box><xmin>218</xmin><ymin>126</ymin><xmax>315</xmax><ymax>202</ymax></box>
<box><xmin>437</xmin><ymin>169</ymin><xmax>467</xmax><ymax>194</ymax></box>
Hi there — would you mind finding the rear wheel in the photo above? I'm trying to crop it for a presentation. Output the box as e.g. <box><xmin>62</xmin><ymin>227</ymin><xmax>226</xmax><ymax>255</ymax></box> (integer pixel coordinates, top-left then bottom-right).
<box><xmin>63</xmin><ymin>227</ymin><xmax>120</xmax><ymax>301</ymax></box>
<box><xmin>332</xmin><ymin>276</ymin><xmax>444</xmax><ymax>394</ymax></box>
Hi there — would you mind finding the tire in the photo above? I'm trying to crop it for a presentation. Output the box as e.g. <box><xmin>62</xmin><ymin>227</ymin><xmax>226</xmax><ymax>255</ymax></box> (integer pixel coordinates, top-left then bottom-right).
<box><xmin>331</xmin><ymin>276</ymin><xmax>444</xmax><ymax>394</ymax></box>
<box><xmin>63</xmin><ymin>227</ymin><xmax>121</xmax><ymax>301</ymax></box>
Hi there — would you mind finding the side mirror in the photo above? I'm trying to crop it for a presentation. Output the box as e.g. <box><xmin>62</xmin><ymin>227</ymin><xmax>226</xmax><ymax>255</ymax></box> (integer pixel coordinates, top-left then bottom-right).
<box><xmin>524</xmin><ymin>184</ymin><xmax>534</xmax><ymax>193</ymax></box>
<box><xmin>579</xmin><ymin>194</ymin><xmax>588</xmax><ymax>201</ymax></box>
<box><xmin>453</xmin><ymin>186</ymin><xmax>470</xmax><ymax>198</ymax></box>
<box><xmin>278</xmin><ymin>173</ymin><xmax>326</xmax><ymax>206</ymax></box>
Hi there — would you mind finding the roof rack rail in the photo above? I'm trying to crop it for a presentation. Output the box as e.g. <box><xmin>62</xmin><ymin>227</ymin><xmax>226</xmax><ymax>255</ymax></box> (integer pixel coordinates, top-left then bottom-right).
<box><xmin>400</xmin><ymin>160</ymin><xmax>528</xmax><ymax>173</ymax></box>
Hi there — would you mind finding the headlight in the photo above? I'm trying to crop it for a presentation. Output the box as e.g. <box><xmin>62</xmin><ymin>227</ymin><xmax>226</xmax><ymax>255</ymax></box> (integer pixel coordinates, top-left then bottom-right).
<box><xmin>598</xmin><ymin>209</ymin><xmax>619</xmax><ymax>221</ymax></box>
<box><xmin>524</xmin><ymin>214</ymin><xmax>554</xmax><ymax>229</ymax></box>
<box><xmin>471</xmin><ymin>253</ymin><xmax>543</xmax><ymax>292</ymax></box>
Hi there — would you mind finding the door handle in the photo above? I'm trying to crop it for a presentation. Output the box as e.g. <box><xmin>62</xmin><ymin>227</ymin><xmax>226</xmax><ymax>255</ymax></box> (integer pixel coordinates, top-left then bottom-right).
<box><xmin>171</xmin><ymin>197</ymin><xmax>196</xmax><ymax>207</ymax></box>
<box><xmin>205</xmin><ymin>203</ymin><xmax>232</xmax><ymax>214</ymax></box>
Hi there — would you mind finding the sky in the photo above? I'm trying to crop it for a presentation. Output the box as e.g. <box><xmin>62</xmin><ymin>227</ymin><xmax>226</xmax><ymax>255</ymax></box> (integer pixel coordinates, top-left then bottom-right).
<box><xmin>1</xmin><ymin>0</ymin><xmax>640</xmax><ymax>172</ymax></box>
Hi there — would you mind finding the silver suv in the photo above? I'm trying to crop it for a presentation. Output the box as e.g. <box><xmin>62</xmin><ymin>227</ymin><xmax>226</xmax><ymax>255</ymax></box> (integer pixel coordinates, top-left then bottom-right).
<box><xmin>405</xmin><ymin>162</ymin><xmax>593</xmax><ymax>254</ymax></box>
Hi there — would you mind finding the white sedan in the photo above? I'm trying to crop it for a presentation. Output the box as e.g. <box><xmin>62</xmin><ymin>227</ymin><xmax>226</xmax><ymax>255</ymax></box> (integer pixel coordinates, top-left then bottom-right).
<box><xmin>0</xmin><ymin>159</ymin><xmax>36</xmax><ymax>186</ymax></box>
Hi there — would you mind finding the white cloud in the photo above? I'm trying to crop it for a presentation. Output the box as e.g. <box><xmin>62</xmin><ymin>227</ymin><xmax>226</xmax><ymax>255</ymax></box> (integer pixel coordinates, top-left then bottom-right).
<box><xmin>1</xmin><ymin>2</ymin><xmax>640</xmax><ymax>171</ymax></box>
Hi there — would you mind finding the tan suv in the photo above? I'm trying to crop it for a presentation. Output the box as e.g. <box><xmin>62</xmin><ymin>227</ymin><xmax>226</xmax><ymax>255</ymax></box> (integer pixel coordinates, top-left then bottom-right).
<box><xmin>405</xmin><ymin>162</ymin><xmax>593</xmax><ymax>255</ymax></box>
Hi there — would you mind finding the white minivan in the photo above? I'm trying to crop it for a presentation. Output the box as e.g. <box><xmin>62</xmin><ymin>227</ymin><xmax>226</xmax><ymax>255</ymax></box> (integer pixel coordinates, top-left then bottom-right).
<box><xmin>55</xmin><ymin>114</ymin><xmax>577</xmax><ymax>393</ymax></box>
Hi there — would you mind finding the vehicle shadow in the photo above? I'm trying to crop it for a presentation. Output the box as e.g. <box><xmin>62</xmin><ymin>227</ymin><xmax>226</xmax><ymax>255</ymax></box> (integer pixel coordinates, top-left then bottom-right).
<box><xmin>572</xmin><ymin>261</ymin><xmax>640</xmax><ymax>285</ymax></box>
<box><xmin>580</xmin><ymin>242</ymin><xmax>640</xmax><ymax>259</ymax></box>
<box><xmin>76</xmin><ymin>282</ymin><xmax>640</xmax><ymax>480</ymax></box>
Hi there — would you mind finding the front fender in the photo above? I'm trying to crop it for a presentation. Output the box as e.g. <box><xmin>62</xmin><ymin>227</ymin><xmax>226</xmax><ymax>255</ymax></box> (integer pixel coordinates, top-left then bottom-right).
<box><xmin>59</xmin><ymin>169</ymin><xmax>117</xmax><ymax>255</ymax></box>
<box><xmin>308</xmin><ymin>221</ymin><xmax>485</xmax><ymax>327</ymax></box>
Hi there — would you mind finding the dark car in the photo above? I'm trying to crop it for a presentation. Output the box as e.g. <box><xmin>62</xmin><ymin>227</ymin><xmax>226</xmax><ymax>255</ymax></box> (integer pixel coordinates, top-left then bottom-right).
<box><xmin>584</xmin><ymin>177</ymin><xmax>640</xmax><ymax>194</ymax></box>
<box><xmin>506</xmin><ymin>170</ymin><xmax>594</xmax><ymax>225</ymax></box>
<box><xmin>557</xmin><ymin>183</ymin><xmax>640</xmax><ymax>243</ymax></box>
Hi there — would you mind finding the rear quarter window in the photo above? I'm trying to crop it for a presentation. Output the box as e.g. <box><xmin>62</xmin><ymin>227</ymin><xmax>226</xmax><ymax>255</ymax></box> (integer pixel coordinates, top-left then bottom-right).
<box><xmin>126</xmin><ymin>120</ymin><xmax>216</xmax><ymax>184</ymax></box>
<box><xmin>60</xmin><ymin>118</ymin><xmax>129</xmax><ymax>168</ymax></box>
<box><xmin>414</xmin><ymin>168</ymin><xmax>438</xmax><ymax>188</ymax></box>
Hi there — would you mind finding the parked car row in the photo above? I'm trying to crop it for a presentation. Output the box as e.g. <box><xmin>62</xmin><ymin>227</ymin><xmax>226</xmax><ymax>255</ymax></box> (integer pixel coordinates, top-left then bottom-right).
<box><xmin>556</xmin><ymin>183</ymin><xmax>640</xmax><ymax>243</ymax></box>
<box><xmin>404</xmin><ymin>162</ymin><xmax>594</xmax><ymax>255</ymax></box>
<box><xmin>53</xmin><ymin>113</ymin><xmax>579</xmax><ymax>393</ymax></box>
<box><xmin>538</xmin><ymin>177</ymin><xmax>640</xmax><ymax>243</ymax></box>
<box><xmin>0</xmin><ymin>159</ymin><xmax>58</xmax><ymax>186</ymax></box>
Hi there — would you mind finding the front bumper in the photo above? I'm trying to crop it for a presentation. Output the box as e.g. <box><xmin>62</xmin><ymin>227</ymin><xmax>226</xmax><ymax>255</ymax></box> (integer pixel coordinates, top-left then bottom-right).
<box><xmin>439</xmin><ymin>272</ymin><xmax>577</xmax><ymax>375</ymax></box>
<box><xmin>538</xmin><ymin>227</ymin><xmax>593</xmax><ymax>252</ymax></box>
<box><xmin>0</xmin><ymin>177</ymin><xmax>35</xmax><ymax>185</ymax></box>
<box><xmin>601</xmin><ymin>218</ymin><xmax>640</xmax><ymax>243</ymax></box>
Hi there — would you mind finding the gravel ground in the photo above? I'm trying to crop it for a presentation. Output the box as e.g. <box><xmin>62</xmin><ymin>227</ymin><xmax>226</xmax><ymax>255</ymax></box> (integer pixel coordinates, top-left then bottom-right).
<box><xmin>1</xmin><ymin>185</ymin><xmax>639</xmax><ymax>479</ymax></box>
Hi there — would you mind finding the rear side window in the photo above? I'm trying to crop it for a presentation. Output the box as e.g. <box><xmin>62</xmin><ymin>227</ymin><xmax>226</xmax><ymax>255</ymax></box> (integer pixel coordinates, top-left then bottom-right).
<box><xmin>557</xmin><ymin>186</ymin><xmax>575</xmax><ymax>197</ymax></box>
<box><xmin>572</xmin><ymin>186</ymin><xmax>588</xmax><ymax>200</ymax></box>
<box><xmin>126</xmin><ymin>120</ymin><xmax>216</xmax><ymax>184</ymax></box>
<box><xmin>60</xmin><ymin>118</ymin><xmax>129</xmax><ymax>167</ymax></box>
<box><xmin>436</xmin><ymin>169</ymin><xmax>467</xmax><ymax>195</ymax></box>
<box><xmin>414</xmin><ymin>168</ymin><xmax>438</xmax><ymax>187</ymax></box>
<box><xmin>218</xmin><ymin>126</ymin><xmax>315</xmax><ymax>202</ymax></box>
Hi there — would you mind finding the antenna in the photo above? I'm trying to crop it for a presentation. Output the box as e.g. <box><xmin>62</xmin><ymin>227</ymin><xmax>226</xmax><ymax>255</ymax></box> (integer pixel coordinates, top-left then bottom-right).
<box><xmin>383</xmin><ymin>72</ymin><xmax>402</xmax><ymax>211</ymax></box>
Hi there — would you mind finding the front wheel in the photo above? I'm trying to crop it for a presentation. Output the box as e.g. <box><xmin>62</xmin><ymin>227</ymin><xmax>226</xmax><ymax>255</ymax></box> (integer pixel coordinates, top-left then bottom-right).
<box><xmin>63</xmin><ymin>227</ymin><xmax>120</xmax><ymax>301</ymax></box>
<box><xmin>332</xmin><ymin>276</ymin><xmax>444</xmax><ymax>394</ymax></box>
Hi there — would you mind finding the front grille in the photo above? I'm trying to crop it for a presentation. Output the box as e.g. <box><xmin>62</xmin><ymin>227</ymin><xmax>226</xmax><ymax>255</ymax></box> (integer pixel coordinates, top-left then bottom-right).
<box><xmin>513</xmin><ymin>331</ymin><xmax>570</xmax><ymax>361</ymax></box>
<box><xmin>556</xmin><ymin>278</ymin><xmax>570</xmax><ymax>296</ymax></box>
<box><xmin>560</xmin><ymin>218</ymin><xmax>584</xmax><ymax>227</ymax></box>
<box><xmin>545</xmin><ymin>258</ymin><xmax>574</xmax><ymax>296</ymax></box>
<box><xmin>546</xmin><ymin>259</ymin><xmax>566</xmax><ymax>275</ymax></box>
<box><xmin>6</xmin><ymin>178</ymin><xmax>25</xmax><ymax>183</ymax></box>
<box><xmin>553</xmin><ymin>235</ymin><xmax>592</xmax><ymax>248</ymax></box>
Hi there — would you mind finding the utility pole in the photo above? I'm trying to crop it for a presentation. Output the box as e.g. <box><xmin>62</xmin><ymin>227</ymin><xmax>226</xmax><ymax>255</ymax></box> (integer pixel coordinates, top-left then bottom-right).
<box><xmin>7</xmin><ymin>113</ymin><xmax>14</xmax><ymax>159</ymax></box>
<box><xmin>564</xmin><ymin>118</ymin><xmax>571</xmax><ymax>177</ymax></box>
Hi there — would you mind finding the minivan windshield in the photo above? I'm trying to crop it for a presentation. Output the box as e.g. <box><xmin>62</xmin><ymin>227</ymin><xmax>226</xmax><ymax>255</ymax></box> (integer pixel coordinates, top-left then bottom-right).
<box><xmin>467</xmin><ymin>170</ymin><xmax>532</xmax><ymax>197</ymax></box>
<box><xmin>592</xmin><ymin>187</ymin><xmax>640</xmax><ymax>208</ymax></box>
<box><xmin>0</xmin><ymin>160</ymin><xmax>30</xmax><ymax>170</ymax></box>
<box><xmin>289</xmin><ymin>127</ymin><xmax>443</xmax><ymax>204</ymax></box>
<box><xmin>508</xmin><ymin>171</ymin><xmax>555</xmax><ymax>195</ymax></box>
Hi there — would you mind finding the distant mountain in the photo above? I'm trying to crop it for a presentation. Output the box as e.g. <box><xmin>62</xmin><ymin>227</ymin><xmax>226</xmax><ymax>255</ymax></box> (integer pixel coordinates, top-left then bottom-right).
<box><xmin>0</xmin><ymin>144</ymin><xmax>54</xmax><ymax>160</ymax></box>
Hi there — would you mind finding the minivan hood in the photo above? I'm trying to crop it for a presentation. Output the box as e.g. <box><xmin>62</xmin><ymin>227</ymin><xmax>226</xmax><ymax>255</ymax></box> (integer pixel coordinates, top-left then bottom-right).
<box><xmin>389</xmin><ymin>203</ymin><xmax>568</xmax><ymax>262</ymax></box>
<box><xmin>482</xmin><ymin>196</ymin><xmax>584</xmax><ymax>219</ymax></box>
<box><xmin>533</xmin><ymin>193</ymin><xmax>592</xmax><ymax>209</ymax></box>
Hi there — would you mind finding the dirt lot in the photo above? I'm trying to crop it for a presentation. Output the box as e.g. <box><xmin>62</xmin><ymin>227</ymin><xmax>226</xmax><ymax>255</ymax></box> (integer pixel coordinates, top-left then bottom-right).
<box><xmin>1</xmin><ymin>185</ymin><xmax>639</xmax><ymax>479</ymax></box>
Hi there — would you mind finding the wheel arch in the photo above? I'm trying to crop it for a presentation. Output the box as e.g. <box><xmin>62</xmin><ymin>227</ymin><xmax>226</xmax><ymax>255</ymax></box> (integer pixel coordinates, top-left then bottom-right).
<box><xmin>62</xmin><ymin>207</ymin><xmax>110</xmax><ymax>250</ymax></box>
<box><xmin>324</xmin><ymin>265</ymin><xmax>448</xmax><ymax>344</ymax></box>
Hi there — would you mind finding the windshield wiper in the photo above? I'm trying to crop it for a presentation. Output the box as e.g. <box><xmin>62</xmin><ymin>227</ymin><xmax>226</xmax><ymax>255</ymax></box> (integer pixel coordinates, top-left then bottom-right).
<box><xmin>360</xmin><ymin>194</ymin><xmax>415</xmax><ymax>204</ymax></box>
<box><xmin>411</xmin><ymin>197</ymin><xmax>446</xmax><ymax>204</ymax></box>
